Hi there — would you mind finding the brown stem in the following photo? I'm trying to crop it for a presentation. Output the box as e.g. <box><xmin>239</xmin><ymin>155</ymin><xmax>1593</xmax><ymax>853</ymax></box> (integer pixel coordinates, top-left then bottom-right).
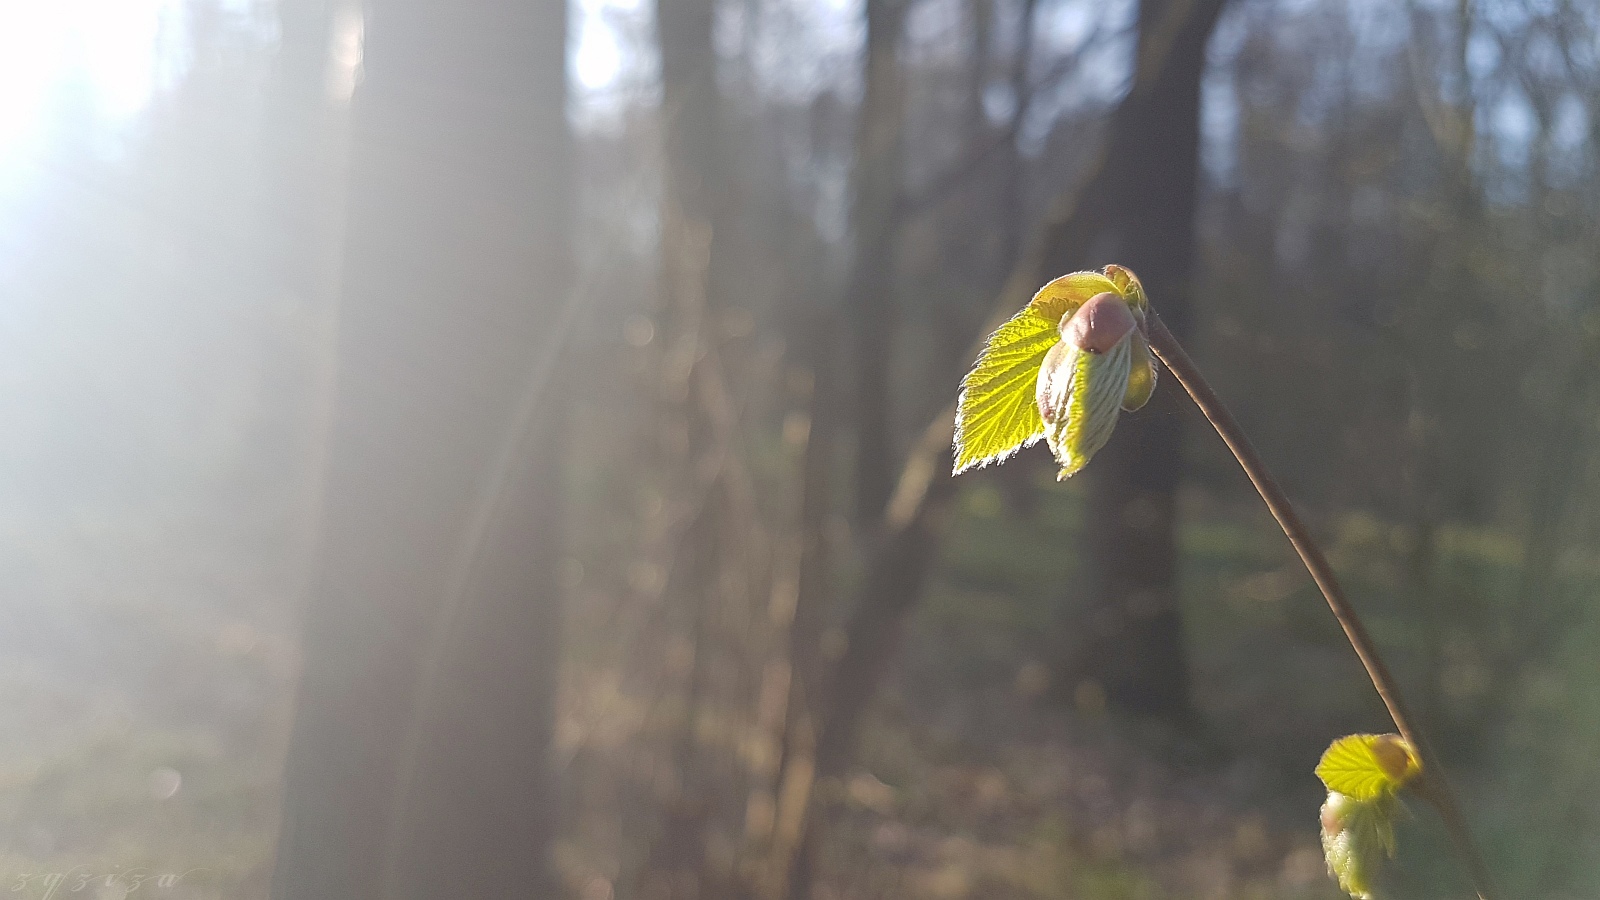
<box><xmin>1144</xmin><ymin>311</ymin><xmax>1496</xmax><ymax>900</ymax></box>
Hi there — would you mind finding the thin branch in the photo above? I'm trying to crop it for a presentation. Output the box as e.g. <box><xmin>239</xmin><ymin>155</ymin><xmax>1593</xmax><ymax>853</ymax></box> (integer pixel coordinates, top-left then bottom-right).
<box><xmin>896</xmin><ymin>22</ymin><xmax>1107</xmax><ymax>222</ymax></box>
<box><xmin>1144</xmin><ymin>311</ymin><xmax>1497</xmax><ymax>900</ymax></box>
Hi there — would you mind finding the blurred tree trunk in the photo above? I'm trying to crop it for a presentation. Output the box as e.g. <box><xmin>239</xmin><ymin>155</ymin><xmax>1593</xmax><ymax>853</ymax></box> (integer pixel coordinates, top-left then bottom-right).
<box><xmin>1056</xmin><ymin>0</ymin><xmax>1227</xmax><ymax>721</ymax></box>
<box><xmin>258</xmin><ymin>0</ymin><xmax>345</xmax><ymax>302</ymax></box>
<box><xmin>255</xmin><ymin>0</ymin><xmax>354</xmax><ymax>589</ymax></box>
<box><xmin>998</xmin><ymin>0</ymin><xmax>1038</xmax><ymax>266</ymax></box>
<box><xmin>849</xmin><ymin>0</ymin><xmax>910</xmax><ymax>523</ymax></box>
<box><xmin>964</xmin><ymin>0</ymin><xmax>994</xmax><ymax>144</ymax></box>
<box><xmin>992</xmin><ymin>0</ymin><xmax>1043</xmax><ymax>519</ymax></box>
<box><xmin>755</xmin><ymin>310</ymin><xmax>837</xmax><ymax>900</ymax></box>
<box><xmin>639</xmin><ymin>0</ymin><xmax>741</xmax><ymax>896</ymax></box>
<box><xmin>1403</xmin><ymin>0</ymin><xmax>1482</xmax><ymax>741</ymax></box>
<box><xmin>786</xmin><ymin>421</ymin><xmax>957</xmax><ymax>900</ymax></box>
<box><xmin>270</xmin><ymin>1</ymin><xmax>572</xmax><ymax>898</ymax></box>
<box><xmin>786</xmin><ymin>3</ymin><xmax>1228</xmax><ymax>893</ymax></box>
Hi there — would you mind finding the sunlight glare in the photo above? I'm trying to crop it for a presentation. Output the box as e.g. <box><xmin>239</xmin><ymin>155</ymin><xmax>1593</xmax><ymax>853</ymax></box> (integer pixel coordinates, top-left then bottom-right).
<box><xmin>0</xmin><ymin>0</ymin><xmax>179</xmax><ymax>175</ymax></box>
<box><xmin>574</xmin><ymin>14</ymin><xmax>622</xmax><ymax>90</ymax></box>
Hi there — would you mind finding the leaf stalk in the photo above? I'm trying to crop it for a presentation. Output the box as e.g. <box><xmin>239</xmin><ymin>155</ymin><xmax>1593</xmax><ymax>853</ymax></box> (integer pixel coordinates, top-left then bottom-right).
<box><xmin>1144</xmin><ymin>310</ymin><xmax>1496</xmax><ymax>900</ymax></box>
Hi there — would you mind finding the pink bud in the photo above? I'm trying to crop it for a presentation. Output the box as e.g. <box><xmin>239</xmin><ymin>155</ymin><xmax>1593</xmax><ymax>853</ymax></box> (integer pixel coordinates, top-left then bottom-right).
<box><xmin>1321</xmin><ymin>793</ymin><xmax>1350</xmax><ymax>833</ymax></box>
<box><xmin>1061</xmin><ymin>292</ymin><xmax>1136</xmax><ymax>354</ymax></box>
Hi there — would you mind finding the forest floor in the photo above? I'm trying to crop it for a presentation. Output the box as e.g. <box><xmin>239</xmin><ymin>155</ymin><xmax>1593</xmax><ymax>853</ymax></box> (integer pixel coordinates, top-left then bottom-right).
<box><xmin>0</xmin><ymin>472</ymin><xmax>1547</xmax><ymax>900</ymax></box>
<box><xmin>0</xmin><ymin>516</ymin><xmax>294</xmax><ymax>898</ymax></box>
<box><xmin>819</xmin><ymin>693</ymin><xmax>1342</xmax><ymax>900</ymax></box>
<box><xmin>809</xmin><ymin>473</ymin><xmax>1501</xmax><ymax>900</ymax></box>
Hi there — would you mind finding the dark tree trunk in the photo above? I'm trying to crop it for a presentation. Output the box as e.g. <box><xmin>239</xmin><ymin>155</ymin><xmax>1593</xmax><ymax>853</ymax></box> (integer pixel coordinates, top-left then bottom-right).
<box><xmin>998</xmin><ymin>0</ymin><xmax>1039</xmax><ymax>266</ymax></box>
<box><xmin>270</xmin><ymin>1</ymin><xmax>572</xmax><ymax>898</ymax></box>
<box><xmin>964</xmin><ymin>0</ymin><xmax>993</xmax><ymax>143</ymax></box>
<box><xmin>849</xmin><ymin>0</ymin><xmax>910</xmax><ymax>523</ymax></box>
<box><xmin>659</xmin><ymin>0</ymin><xmax>724</xmax><ymax>231</ymax></box>
<box><xmin>992</xmin><ymin>0</ymin><xmax>1044</xmax><ymax>519</ymax></box>
<box><xmin>787</xmin><ymin>413</ymin><xmax>958</xmax><ymax>900</ymax></box>
<box><xmin>639</xmin><ymin>0</ymin><xmax>740</xmax><ymax>897</ymax></box>
<box><xmin>788</xmin><ymin>0</ymin><xmax>1229</xmax><ymax>891</ymax></box>
<box><xmin>1057</xmin><ymin>0</ymin><xmax>1227</xmax><ymax>722</ymax></box>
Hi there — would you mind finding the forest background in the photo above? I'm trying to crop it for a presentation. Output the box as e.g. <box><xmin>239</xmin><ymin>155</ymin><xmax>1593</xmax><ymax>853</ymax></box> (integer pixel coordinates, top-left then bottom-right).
<box><xmin>0</xmin><ymin>0</ymin><xmax>1597</xmax><ymax>898</ymax></box>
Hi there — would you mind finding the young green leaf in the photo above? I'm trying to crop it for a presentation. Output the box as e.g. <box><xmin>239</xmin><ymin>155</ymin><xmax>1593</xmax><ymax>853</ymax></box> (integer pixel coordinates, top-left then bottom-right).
<box><xmin>1027</xmin><ymin>270</ymin><xmax>1122</xmax><ymax>322</ymax></box>
<box><xmin>1321</xmin><ymin>791</ymin><xmax>1400</xmax><ymax>900</ymax></box>
<box><xmin>954</xmin><ymin>267</ymin><xmax>1157</xmax><ymax>477</ymax></box>
<box><xmin>1122</xmin><ymin>335</ymin><xmax>1158</xmax><ymax>412</ymax></box>
<box><xmin>1038</xmin><ymin>327</ymin><xmax>1134</xmax><ymax>479</ymax></box>
<box><xmin>1317</xmin><ymin>734</ymin><xmax>1420</xmax><ymax>801</ymax></box>
<box><xmin>1317</xmin><ymin>735</ymin><xmax>1418</xmax><ymax>899</ymax></box>
<box><xmin>1101</xmin><ymin>263</ymin><xmax>1148</xmax><ymax>312</ymax></box>
<box><xmin>952</xmin><ymin>306</ymin><xmax>1059</xmax><ymax>474</ymax></box>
